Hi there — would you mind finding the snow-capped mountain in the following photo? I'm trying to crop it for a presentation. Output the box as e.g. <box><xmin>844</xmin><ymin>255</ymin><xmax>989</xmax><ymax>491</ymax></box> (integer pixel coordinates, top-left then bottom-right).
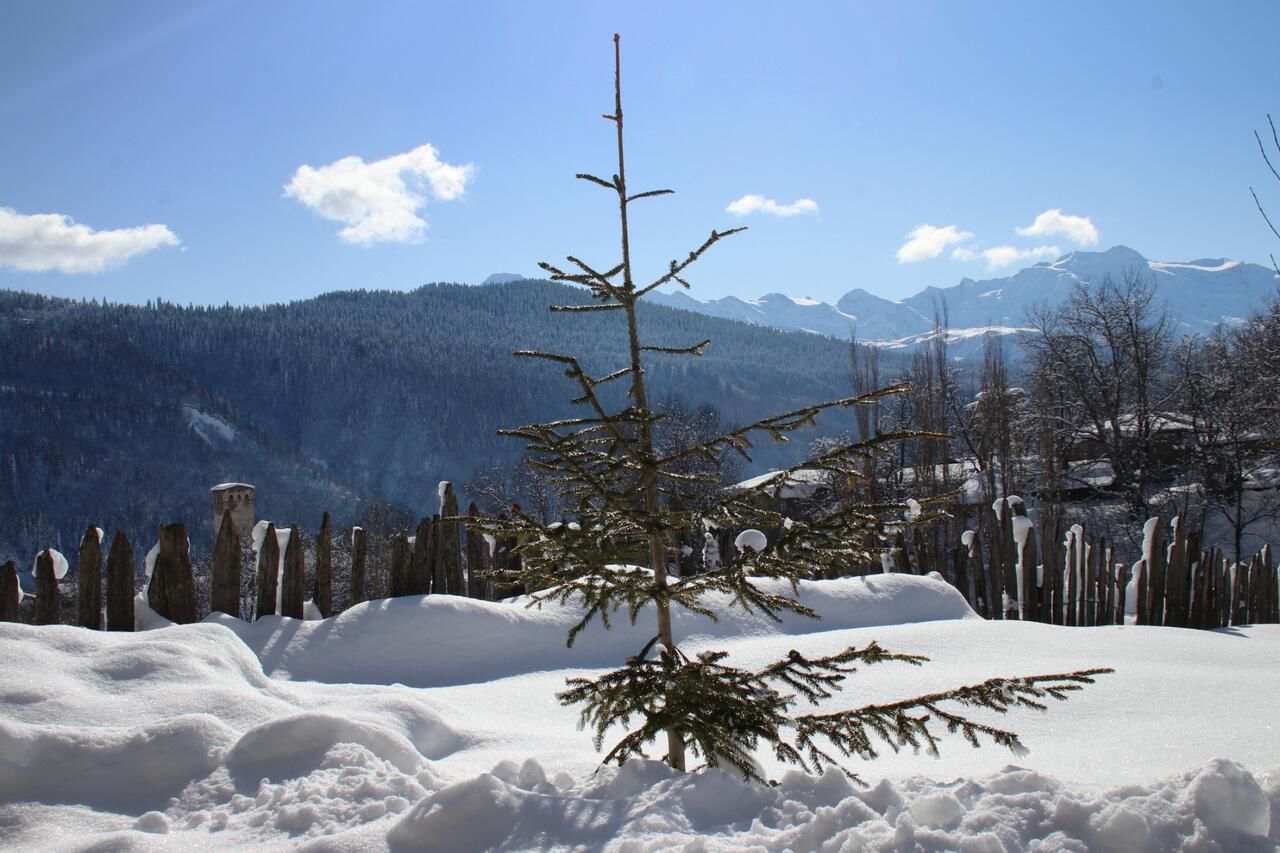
<box><xmin>647</xmin><ymin>246</ymin><xmax>1278</xmax><ymax>347</ymax></box>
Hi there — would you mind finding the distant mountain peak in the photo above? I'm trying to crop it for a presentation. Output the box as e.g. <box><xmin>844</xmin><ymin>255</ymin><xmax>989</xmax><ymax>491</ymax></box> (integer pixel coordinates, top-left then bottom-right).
<box><xmin>646</xmin><ymin>244</ymin><xmax>1276</xmax><ymax>356</ymax></box>
<box><xmin>482</xmin><ymin>273</ymin><xmax>526</xmax><ymax>285</ymax></box>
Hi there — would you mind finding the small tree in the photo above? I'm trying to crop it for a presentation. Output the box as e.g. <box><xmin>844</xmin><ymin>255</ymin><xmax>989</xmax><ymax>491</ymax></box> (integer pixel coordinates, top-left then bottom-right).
<box><xmin>489</xmin><ymin>34</ymin><xmax>1108</xmax><ymax>782</ymax></box>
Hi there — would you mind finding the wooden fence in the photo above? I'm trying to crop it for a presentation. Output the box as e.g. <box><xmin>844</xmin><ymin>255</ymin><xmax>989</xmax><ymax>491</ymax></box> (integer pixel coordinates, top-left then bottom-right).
<box><xmin>3</xmin><ymin>492</ymin><xmax>1277</xmax><ymax>631</ymax></box>
<box><xmin>889</xmin><ymin>498</ymin><xmax>1279</xmax><ymax>629</ymax></box>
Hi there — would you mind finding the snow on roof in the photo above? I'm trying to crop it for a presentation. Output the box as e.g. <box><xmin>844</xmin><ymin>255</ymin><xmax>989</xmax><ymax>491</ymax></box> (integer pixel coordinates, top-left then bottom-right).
<box><xmin>899</xmin><ymin>460</ymin><xmax>982</xmax><ymax>485</ymax></box>
<box><xmin>731</xmin><ymin>468</ymin><xmax>832</xmax><ymax>499</ymax></box>
<box><xmin>1065</xmin><ymin>458</ymin><xmax>1116</xmax><ymax>488</ymax></box>
<box><xmin>211</xmin><ymin>483</ymin><xmax>254</xmax><ymax>492</ymax></box>
<box><xmin>1099</xmin><ymin>413</ymin><xmax>1193</xmax><ymax>435</ymax></box>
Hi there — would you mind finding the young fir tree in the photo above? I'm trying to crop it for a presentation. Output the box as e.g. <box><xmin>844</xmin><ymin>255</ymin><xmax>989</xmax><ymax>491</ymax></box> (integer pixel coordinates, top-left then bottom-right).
<box><xmin>487</xmin><ymin>34</ymin><xmax>1109</xmax><ymax>783</ymax></box>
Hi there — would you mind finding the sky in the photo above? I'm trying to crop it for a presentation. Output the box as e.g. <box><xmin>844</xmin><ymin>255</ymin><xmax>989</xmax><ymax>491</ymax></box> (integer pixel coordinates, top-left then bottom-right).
<box><xmin>1</xmin><ymin>1</ymin><xmax>1278</xmax><ymax>306</ymax></box>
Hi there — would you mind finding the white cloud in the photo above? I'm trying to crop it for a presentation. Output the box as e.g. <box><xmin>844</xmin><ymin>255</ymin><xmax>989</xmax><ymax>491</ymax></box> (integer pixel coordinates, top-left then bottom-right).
<box><xmin>951</xmin><ymin>246</ymin><xmax>978</xmax><ymax>262</ymax></box>
<box><xmin>726</xmin><ymin>194</ymin><xmax>819</xmax><ymax>217</ymax></box>
<box><xmin>284</xmin><ymin>143</ymin><xmax>474</xmax><ymax>245</ymax></box>
<box><xmin>981</xmin><ymin>244</ymin><xmax>1062</xmax><ymax>270</ymax></box>
<box><xmin>1015</xmin><ymin>208</ymin><xmax>1098</xmax><ymax>247</ymax></box>
<box><xmin>0</xmin><ymin>207</ymin><xmax>179</xmax><ymax>273</ymax></box>
<box><xmin>896</xmin><ymin>224</ymin><xmax>974</xmax><ymax>263</ymax></box>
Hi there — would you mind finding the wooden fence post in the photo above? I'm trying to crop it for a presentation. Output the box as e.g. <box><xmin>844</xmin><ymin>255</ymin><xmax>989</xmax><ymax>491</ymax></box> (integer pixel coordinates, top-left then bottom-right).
<box><xmin>350</xmin><ymin>526</ymin><xmax>367</xmax><ymax>606</ymax></box>
<box><xmin>1134</xmin><ymin>557</ymin><xmax>1148</xmax><ymax>625</ymax></box>
<box><xmin>1147</xmin><ymin>520</ymin><xmax>1168</xmax><ymax>627</ymax></box>
<box><xmin>1064</xmin><ymin>527</ymin><xmax>1079</xmax><ymax>627</ymax></box>
<box><xmin>1206</xmin><ymin>549</ymin><xmax>1223</xmax><ymax>629</ymax></box>
<box><xmin>954</xmin><ymin>538</ymin><xmax>972</xmax><ymax>611</ymax></box>
<box><xmin>0</xmin><ymin>560</ymin><xmax>19</xmax><ymax>622</ymax></box>
<box><xmin>1231</xmin><ymin>557</ymin><xmax>1249</xmax><ymax>626</ymax></box>
<box><xmin>1075</xmin><ymin>524</ymin><xmax>1090</xmax><ymax>627</ymax></box>
<box><xmin>1166</xmin><ymin>517</ymin><xmax>1189</xmax><ymax>628</ymax></box>
<box><xmin>106</xmin><ymin>532</ymin><xmax>135</xmax><ymax>631</ymax></box>
<box><xmin>408</xmin><ymin>517</ymin><xmax>433</xmax><ymax>595</ymax></box>
<box><xmin>280</xmin><ymin>524</ymin><xmax>304</xmax><ymax>619</ymax></box>
<box><xmin>1264</xmin><ymin>545</ymin><xmax>1278</xmax><ymax>623</ymax></box>
<box><xmin>1042</xmin><ymin>518</ymin><xmax>1062</xmax><ymax>625</ymax></box>
<box><xmin>891</xmin><ymin>531</ymin><xmax>913</xmax><ymax>574</ymax></box>
<box><xmin>256</xmin><ymin>522</ymin><xmax>280</xmax><ymax>619</ymax></box>
<box><xmin>1189</xmin><ymin>552</ymin><xmax>1206</xmax><ymax>630</ymax></box>
<box><xmin>76</xmin><ymin>525</ymin><xmax>103</xmax><ymax>629</ymax></box>
<box><xmin>1019</xmin><ymin>520</ymin><xmax>1041</xmax><ymax>622</ymax></box>
<box><xmin>1116</xmin><ymin>556</ymin><xmax>1130</xmax><ymax>626</ymax></box>
<box><xmin>34</xmin><ymin>549</ymin><xmax>61</xmax><ymax>625</ymax></box>
<box><xmin>465</xmin><ymin>502</ymin><xmax>488</xmax><ymax>599</ymax></box>
<box><xmin>999</xmin><ymin>503</ymin><xmax>1018</xmax><ymax>619</ymax></box>
<box><xmin>439</xmin><ymin>483</ymin><xmax>464</xmax><ymax>595</ymax></box>
<box><xmin>1100</xmin><ymin>545</ymin><xmax>1114</xmax><ymax>626</ymax></box>
<box><xmin>210</xmin><ymin>509</ymin><xmax>240</xmax><ymax>617</ymax></box>
<box><xmin>149</xmin><ymin>524</ymin><xmax>198</xmax><ymax>624</ymax></box>
<box><xmin>1084</xmin><ymin>537</ymin><xmax>1098</xmax><ymax>627</ymax></box>
<box><xmin>965</xmin><ymin>528</ymin><xmax>990</xmax><ymax>618</ymax></box>
<box><xmin>389</xmin><ymin>533</ymin><xmax>411</xmax><ymax>597</ymax></box>
<box><xmin>314</xmin><ymin>512</ymin><xmax>332</xmax><ymax>618</ymax></box>
<box><xmin>1218</xmin><ymin>552</ymin><xmax>1231</xmax><ymax>628</ymax></box>
<box><xmin>913</xmin><ymin>538</ymin><xmax>929</xmax><ymax>579</ymax></box>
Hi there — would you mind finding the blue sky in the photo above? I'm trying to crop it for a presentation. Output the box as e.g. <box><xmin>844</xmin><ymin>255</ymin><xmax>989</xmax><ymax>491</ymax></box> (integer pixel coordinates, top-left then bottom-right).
<box><xmin>1</xmin><ymin>1</ymin><xmax>1278</xmax><ymax>305</ymax></box>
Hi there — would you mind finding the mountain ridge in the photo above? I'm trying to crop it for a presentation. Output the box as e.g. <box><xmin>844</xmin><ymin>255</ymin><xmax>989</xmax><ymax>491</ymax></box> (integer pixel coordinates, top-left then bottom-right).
<box><xmin>646</xmin><ymin>246</ymin><xmax>1278</xmax><ymax>346</ymax></box>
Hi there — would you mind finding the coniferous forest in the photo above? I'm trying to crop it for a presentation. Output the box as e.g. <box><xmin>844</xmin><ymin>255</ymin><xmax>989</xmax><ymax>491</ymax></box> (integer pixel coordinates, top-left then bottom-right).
<box><xmin>0</xmin><ymin>281</ymin><xmax>873</xmax><ymax>558</ymax></box>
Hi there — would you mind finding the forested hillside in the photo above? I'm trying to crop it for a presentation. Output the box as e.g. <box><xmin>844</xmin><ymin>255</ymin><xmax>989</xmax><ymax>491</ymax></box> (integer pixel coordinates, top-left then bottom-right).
<box><xmin>0</xmin><ymin>280</ymin><xmax>875</xmax><ymax>559</ymax></box>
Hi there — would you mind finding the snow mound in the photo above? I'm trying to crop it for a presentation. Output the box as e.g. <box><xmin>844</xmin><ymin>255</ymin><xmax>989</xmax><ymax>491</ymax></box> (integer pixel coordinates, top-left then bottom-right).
<box><xmin>1</xmin><ymin>578</ymin><xmax>1276</xmax><ymax>851</ymax></box>
<box><xmin>0</xmin><ymin>713</ymin><xmax>234</xmax><ymax>813</ymax></box>
<box><xmin>0</xmin><ymin>621</ymin><xmax>461</xmax><ymax>822</ymax></box>
<box><xmin>225</xmin><ymin>712</ymin><xmax>428</xmax><ymax>788</ymax></box>
<box><xmin>385</xmin><ymin>757</ymin><xmax>1276</xmax><ymax>852</ymax></box>
<box><xmin>210</xmin><ymin>573</ymin><xmax>976</xmax><ymax>686</ymax></box>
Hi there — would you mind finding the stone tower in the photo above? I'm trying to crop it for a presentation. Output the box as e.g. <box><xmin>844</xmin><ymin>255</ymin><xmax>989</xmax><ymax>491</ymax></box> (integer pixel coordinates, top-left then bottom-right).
<box><xmin>211</xmin><ymin>483</ymin><xmax>255</xmax><ymax>540</ymax></box>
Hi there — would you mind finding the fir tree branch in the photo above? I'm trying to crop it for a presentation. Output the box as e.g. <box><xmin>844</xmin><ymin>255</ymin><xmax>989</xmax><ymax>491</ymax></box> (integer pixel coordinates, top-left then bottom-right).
<box><xmin>634</xmin><ymin>227</ymin><xmax>749</xmax><ymax>298</ymax></box>
<box><xmin>790</xmin><ymin>668</ymin><xmax>1114</xmax><ymax>776</ymax></box>
<box><xmin>550</xmin><ymin>303</ymin><xmax>626</xmax><ymax>312</ymax></box>
<box><xmin>627</xmin><ymin>188</ymin><xmax>675</xmax><ymax>203</ymax></box>
<box><xmin>639</xmin><ymin>339</ymin><xmax>711</xmax><ymax>356</ymax></box>
<box><xmin>655</xmin><ymin>385</ymin><xmax>916</xmax><ymax>469</ymax></box>
<box><xmin>576</xmin><ymin>172</ymin><xmax>619</xmax><ymax>190</ymax></box>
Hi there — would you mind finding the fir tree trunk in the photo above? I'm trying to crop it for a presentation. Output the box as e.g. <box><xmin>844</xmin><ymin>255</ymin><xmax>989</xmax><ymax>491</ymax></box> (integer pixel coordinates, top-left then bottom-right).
<box><xmin>149</xmin><ymin>523</ymin><xmax>198</xmax><ymax>624</ymax></box>
<box><xmin>210</xmin><ymin>509</ymin><xmax>241</xmax><ymax>616</ymax></box>
<box><xmin>604</xmin><ymin>36</ymin><xmax>684</xmax><ymax>770</ymax></box>
<box><xmin>106</xmin><ymin>532</ymin><xmax>135</xmax><ymax>631</ymax></box>
<box><xmin>280</xmin><ymin>524</ymin><xmax>304</xmax><ymax>619</ymax></box>
<box><xmin>350</xmin><ymin>527</ymin><xmax>367</xmax><ymax>606</ymax></box>
<box><xmin>0</xmin><ymin>560</ymin><xmax>19</xmax><ymax>622</ymax></box>
<box><xmin>34</xmin><ymin>549</ymin><xmax>59</xmax><ymax>625</ymax></box>
<box><xmin>76</xmin><ymin>525</ymin><xmax>103</xmax><ymax>629</ymax></box>
<box><xmin>256</xmin><ymin>522</ymin><xmax>280</xmax><ymax>619</ymax></box>
<box><xmin>314</xmin><ymin>511</ymin><xmax>332</xmax><ymax>617</ymax></box>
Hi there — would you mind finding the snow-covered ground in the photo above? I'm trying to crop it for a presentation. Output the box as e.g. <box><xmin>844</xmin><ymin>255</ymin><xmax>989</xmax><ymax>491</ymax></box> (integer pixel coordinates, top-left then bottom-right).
<box><xmin>1</xmin><ymin>574</ymin><xmax>1277</xmax><ymax>851</ymax></box>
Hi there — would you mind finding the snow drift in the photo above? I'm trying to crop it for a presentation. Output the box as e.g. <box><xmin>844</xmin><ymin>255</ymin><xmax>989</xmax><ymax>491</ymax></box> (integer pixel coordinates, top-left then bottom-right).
<box><xmin>0</xmin><ymin>574</ymin><xmax>1276</xmax><ymax>851</ymax></box>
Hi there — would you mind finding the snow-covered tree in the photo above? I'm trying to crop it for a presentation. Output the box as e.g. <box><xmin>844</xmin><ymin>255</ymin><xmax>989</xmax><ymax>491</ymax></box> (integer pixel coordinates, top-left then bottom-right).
<box><xmin>487</xmin><ymin>34</ymin><xmax>1108</xmax><ymax>782</ymax></box>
